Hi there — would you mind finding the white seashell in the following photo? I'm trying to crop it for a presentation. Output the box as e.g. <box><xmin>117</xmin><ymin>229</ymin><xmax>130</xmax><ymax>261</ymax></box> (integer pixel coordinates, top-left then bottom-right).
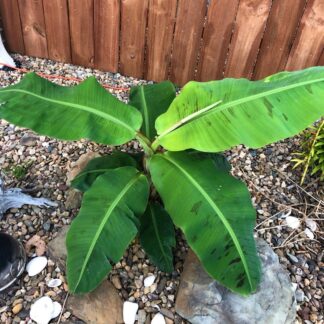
<box><xmin>123</xmin><ymin>301</ymin><xmax>138</xmax><ymax>324</ymax></box>
<box><xmin>47</xmin><ymin>278</ymin><xmax>62</xmax><ymax>288</ymax></box>
<box><xmin>144</xmin><ymin>275</ymin><xmax>155</xmax><ymax>287</ymax></box>
<box><xmin>305</xmin><ymin>219</ymin><xmax>317</xmax><ymax>232</ymax></box>
<box><xmin>151</xmin><ymin>313</ymin><xmax>166</xmax><ymax>324</ymax></box>
<box><xmin>304</xmin><ymin>228</ymin><xmax>314</xmax><ymax>240</ymax></box>
<box><xmin>30</xmin><ymin>296</ymin><xmax>54</xmax><ymax>324</ymax></box>
<box><xmin>285</xmin><ymin>216</ymin><xmax>300</xmax><ymax>229</ymax></box>
<box><xmin>26</xmin><ymin>256</ymin><xmax>47</xmax><ymax>276</ymax></box>
<box><xmin>51</xmin><ymin>301</ymin><xmax>62</xmax><ymax>319</ymax></box>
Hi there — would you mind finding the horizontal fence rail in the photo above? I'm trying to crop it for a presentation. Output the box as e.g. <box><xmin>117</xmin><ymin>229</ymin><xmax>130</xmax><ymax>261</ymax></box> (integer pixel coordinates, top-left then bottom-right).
<box><xmin>0</xmin><ymin>0</ymin><xmax>323</xmax><ymax>85</ymax></box>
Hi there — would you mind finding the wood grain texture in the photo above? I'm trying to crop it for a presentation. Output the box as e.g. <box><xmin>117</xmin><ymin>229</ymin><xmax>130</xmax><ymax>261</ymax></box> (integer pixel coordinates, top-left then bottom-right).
<box><xmin>17</xmin><ymin>0</ymin><xmax>48</xmax><ymax>57</ymax></box>
<box><xmin>170</xmin><ymin>0</ymin><xmax>207</xmax><ymax>85</ymax></box>
<box><xmin>145</xmin><ymin>0</ymin><xmax>177</xmax><ymax>81</ymax></box>
<box><xmin>224</xmin><ymin>0</ymin><xmax>272</xmax><ymax>79</ymax></box>
<box><xmin>94</xmin><ymin>0</ymin><xmax>120</xmax><ymax>72</ymax></box>
<box><xmin>43</xmin><ymin>0</ymin><xmax>71</xmax><ymax>62</ymax></box>
<box><xmin>254</xmin><ymin>0</ymin><xmax>306</xmax><ymax>79</ymax></box>
<box><xmin>197</xmin><ymin>0</ymin><xmax>240</xmax><ymax>81</ymax></box>
<box><xmin>120</xmin><ymin>0</ymin><xmax>149</xmax><ymax>78</ymax></box>
<box><xmin>286</xmin><ymin>0</ymin><xmax>324</xmax><ymax>70</ymax></box>
<box><xmin>68</xmin><ymin>0</ymin><xmax>94</xmax><ymax>67</ymax></box>
<box><xmin>0</xmin><ymin>0</ymin><xmax>25</xmax><ymax>53</ymax></box>
<box><xmin>318</xmin><ymin>49</ymin><xmax>324</xmax><ymax>66</ymax></box>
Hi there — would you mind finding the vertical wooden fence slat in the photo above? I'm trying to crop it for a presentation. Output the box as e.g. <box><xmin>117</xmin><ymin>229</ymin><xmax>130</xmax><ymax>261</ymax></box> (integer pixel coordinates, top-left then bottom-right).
<box><xmin>94</xmin><ymin>0</ymin><xmax>120</xmax><ymax>72</ymax></box>
<box><xmin>170</xmin><ymin>0</ymin><xmax>207</xmax><ymax>85</ymax></box>
<box><xmin>68</xmin><ymin>0</ymin><xmax>94</xmax><ymax>67</ymax></box>
<box><xmin>120</xmin><ymin>0</ymin><xmax>149</xmax><ymax>79</ymax></box>
<box><xmin>197</xmin><ymin>0</ymin><xmax>240</xmax><ymax>81</ymax></box>
<box><xmin>0</xmin><ymin>0</ymin><xmax>25</xmax><ymax>53</ymax></box>
<box><xmin>318</xmin><ymin>50</ymin><xmax>324</xmax><ymax>66</ymax></box>
<box><xmin>145</xmin><ymin>0</ymin><xmax>177</xmax><ymax>82</ymax></box>
<box><xmin>224</xmin><ymin>0</ymin><xmax>272</xmax><ymax>79</ymax></box>
<box><xmin>286</xmin><ymin>0</ymin><xmax>324</xmax><ymax>70</ymax></box>
<box><xmin>17</xmin><ymin>0</ymin><xmax>48</xmax><ymax>57</ymax></box>
<box><xmin>43</xmin><ymin>0</ymin><xmax>71</xmax><ymax>62</ymax></box>
<box><xmin>254</xmin><ymin>0</ymin><xmax>306</xmax><ymax>80</ymax></box>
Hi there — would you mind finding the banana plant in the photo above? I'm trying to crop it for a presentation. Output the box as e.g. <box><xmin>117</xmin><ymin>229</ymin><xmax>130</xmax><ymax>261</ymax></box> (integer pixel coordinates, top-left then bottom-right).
<box><xmin>0</xmin><ymin>67</ymin><xmax>323</xmax><ymax>295</ymax></box>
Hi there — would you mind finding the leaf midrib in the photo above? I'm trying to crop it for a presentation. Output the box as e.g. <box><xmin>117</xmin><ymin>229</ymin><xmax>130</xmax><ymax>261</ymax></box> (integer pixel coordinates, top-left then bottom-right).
<box><xmin>156</xmin><ymin>76</ymin><xmax>324</xmax><ymax>141</ymax></box>
<box><xmin>139</xmin><ymin>87</ymin><xmax>151</xmax><ymax>138</ymax></box>
<box><xmin>1</xmin><ymin>89</ymin><xmax>135</xmax><ymax>133</ymax></box>
<box><xmin>159</xmin><ymin>154</ymin><xmax>254</xmax><ymax>289</ymax></box>
<box><xmin>149</xmin><ymin>204</ymin><xmax>170</xmax><ymax>268</ymax></box>
<box><xmin>74</xmin><ymin>173</ymin><xmax>141</xmax><ymax>291</ymax></box>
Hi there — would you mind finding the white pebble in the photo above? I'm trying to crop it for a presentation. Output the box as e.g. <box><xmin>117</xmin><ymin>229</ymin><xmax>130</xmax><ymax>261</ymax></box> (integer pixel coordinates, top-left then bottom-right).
<box><xmin>144</xmin><ymin>275</ymin><xmax>155</xmax><ymax>287</ymax></box>
<box><xmin>30</xmin><ymin>296</ymin><xmax>61</xmax><ymax>324</ymax></box>
<box><xmin>305</xmin><ymin>219</ymin><xmax>317</xmax><ymax>232</ymax></box>
<box><xmin>47</xmin><ymin>278</ymin><xmax>62</xmax><ymax>288</ymax></box>
<box><xmin>151</xmin><ymin>313</ymin><xmax>166</xmax><ymax>324</ymax></box>
<box><xmin>26</xmin><ymin>256</ymin><xmax>47</xmax><ymax>276</ymax></box>
<box><xmin>304</xmin><ymin>228</ymin><xmax>314</xmax><ymax>240</ymax></box>
<box><xmin>285</xmin><ymin>216</ymin><xmax>300</xmax><ymax>229</ymax></box>
<box><xmin>123</xmin><ymin>301</ymin><xmax>138</xmax><ymax>324</ymax></box>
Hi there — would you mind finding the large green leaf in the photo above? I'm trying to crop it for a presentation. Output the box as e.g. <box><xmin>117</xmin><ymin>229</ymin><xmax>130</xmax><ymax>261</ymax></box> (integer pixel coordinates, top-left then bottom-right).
<box><xmin>71</xmin><ymin>152</ymin><xmax>137</xmax><ymax>192</ymax></box>
<box><xmin>0</xmin><ymin>73</ymin><xmax>142</xmax><ymax>145</ymax></box>
<box><xmin>66</xmin><ymin>167</ymin><xmax>149</xmax><ymax>293</ymax></box>
<box><xmin>149</xmin><ymin>151</ymin><xmax>261</xmax><ymax>295</ymax></box>
<box><xmin>153</xmin><ymin>67</ymin><xmax>324</xmax><ymax>152</ymax></box>
<box><xmin>139</xmin><ymin>202</ymin><xmax>176</xmax><ymax>272</ymax></box>
<box><xmin>129</xmin><ymin>81</ymin><xmax>176</xmax><ymax>139</ymax></box>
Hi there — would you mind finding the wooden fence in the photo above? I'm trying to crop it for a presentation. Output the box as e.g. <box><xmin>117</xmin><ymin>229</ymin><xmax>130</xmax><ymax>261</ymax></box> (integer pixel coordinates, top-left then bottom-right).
<box><xmin>0</xmin><ymin>0</ymin><xmax>323</xmax><ymax>85</ymax></box>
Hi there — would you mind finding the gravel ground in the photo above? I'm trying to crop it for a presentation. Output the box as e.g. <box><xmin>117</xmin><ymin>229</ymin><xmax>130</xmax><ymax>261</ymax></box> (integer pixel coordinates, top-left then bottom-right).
<box><xmin>0</xmin><ymin>54</ymin><xmax>323</xmax><ymax>324</ymax></box>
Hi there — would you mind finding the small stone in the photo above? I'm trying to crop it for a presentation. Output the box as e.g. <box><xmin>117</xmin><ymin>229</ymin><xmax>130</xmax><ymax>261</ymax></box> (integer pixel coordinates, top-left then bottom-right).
<box><xmin>296</xmin><ymin>289</ymin><xmax>305</xmax><ymax>302</ymax></box>
<box><xmin>135</xmin><ymin>279</ymin><xmax>143</xmax><ymax>289</ymax></box>
<box><xmin>12</xmin><ymin>303</ymin><xmax>23</xmax><ymax>314</ymax></box>
<box><xmin>287</xmin><ymin>253</ymin><xmax>298</xmax><ymax>264</ymax></box>
<box><xmin>111</xmin><ymin>275</ymin><xmax>122</xmax><ymax>290</ymax></box>
<box><xmin>137</xmin><ymin>309</ymin><xmax>147</xmax><ymax>324</ymax></box>
<box><xmin>305</xmin><ymin>219</ymin><xmax>317</xmax><ymax>232</ymax></box>
<box><xmin>65</xmin><ymin>188</ymin><xmax>82</xmax><ymax>210</ymax></box>
<box><xmin>304</xmin><ymin>228</ymin><xmax>314</xmax><ymax>240</ymax></box>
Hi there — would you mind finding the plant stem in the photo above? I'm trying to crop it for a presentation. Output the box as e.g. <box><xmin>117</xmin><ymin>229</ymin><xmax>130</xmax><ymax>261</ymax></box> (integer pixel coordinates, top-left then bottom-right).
<box><xmin>136</xmin><ymin>132</ymin><xmax>154</xmax><ymax>157</ymax></box>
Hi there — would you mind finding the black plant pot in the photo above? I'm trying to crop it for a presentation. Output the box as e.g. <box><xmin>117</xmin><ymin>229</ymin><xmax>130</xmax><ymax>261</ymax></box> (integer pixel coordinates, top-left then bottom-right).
<box><xmin>0</xmin><ymin>232</ymin><xmax>26</xmax><ymax>291</ymax></box>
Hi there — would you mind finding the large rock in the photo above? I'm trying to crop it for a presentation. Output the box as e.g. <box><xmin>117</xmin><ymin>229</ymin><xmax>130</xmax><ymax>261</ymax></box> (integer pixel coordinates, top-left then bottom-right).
<box><xmin>47</xmin><ymin>225</ymin><xmax>69</xmax><ymax>270</ymax></box>
<box><xmin>67</xmin><ymin>281</ymin><xmax>123</xmax><ymax>324</ymax></box>
<box><xmin>48</xmin><ymin>226</ymin><xmax>123</xmax><ymax>324</ymax></box>
<box><xmin>175</xmin><ymin>239</ymin><xmax>296</xmax><ymax>324</ymax></box>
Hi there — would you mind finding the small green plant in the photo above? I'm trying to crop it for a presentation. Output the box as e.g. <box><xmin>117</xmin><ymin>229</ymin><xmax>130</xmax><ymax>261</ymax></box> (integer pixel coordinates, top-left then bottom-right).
<box><xmin>0</xmin><ymin>68</ymin><xmax>323</xmax><ymax>295</ymax></box>
<box><xmin>3</xmin><ymin>161</ymin><xmax>33</xmax><ymax>180</ymax></box>
<box><xmin>292</xmin><ymin>119</ymin><xmax>324</xmax><ymax>184</ymax></box>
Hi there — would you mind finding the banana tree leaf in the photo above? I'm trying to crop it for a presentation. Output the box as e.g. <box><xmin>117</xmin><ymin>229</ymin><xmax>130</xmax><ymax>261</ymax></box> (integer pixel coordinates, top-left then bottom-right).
<box><xmin>67</xmin><ymin>167</ymin><xmax>149</xmax><ymax>293</ymax></box>
<box><xmin>129</xmin><ymin>81</ymin><xmax>176</xmax><ymax>140</ymax></box>
<box><xmin>139</xmin><ymin>202</ymin><xmax>175</xmax><ymax>273</ymax></box>
<box><xmin>71</xmin><ymin>152</ymin><xmax>137</xmax><ymax>192</ymax></box>
<box><xmin>149</xmin><ymin>151</ymin><xmax>261</xmax><ymax>295</ymax></box>
<box><xmin>0</xmin><ymin>73</ymin><xmax>142</xmax><ymax>145</ymax></box>
<box><xmin>153</xmin><ymin>67</ymin><xmax>324</xmax><ymax>152</ymax></box>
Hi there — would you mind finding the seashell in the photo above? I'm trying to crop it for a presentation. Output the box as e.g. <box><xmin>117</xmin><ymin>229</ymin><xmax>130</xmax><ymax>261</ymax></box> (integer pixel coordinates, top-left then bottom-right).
<box><xmin>144</xmin><ymin>275</ymin><xmax>155</xmax><ymax>287</ymax></box>
<box><xmin>285</xmin><ymin>216</ymin><xmax>300</xmax><ymax>229</ymax></box>
<box><xmin>47</xmin><ymin>278</ymin><xmax>62</xmax><ymax>288</ymax></box>
<box><xmin>151</xmin><ymin>313</ymin><xmax>166</xmax><ymax>324</ymax></box>
<box><xmin>29</xmin><ymin>296</ymin><xmax>62</xmax><ymax>324</ymax></box>
<box><xmin>123</xmin><ymin>301</ymin><xmax>138</xmax><ymax>324</ymax></box>
<box><xmin>26</xmin><ymin>256</ymin><xmax>47</xmax><ymax>276</ymax></box>
<box><xmin>30</xmin><ymin>296</ymin><xmax>54</xmax><ymax>324</ymax></box>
